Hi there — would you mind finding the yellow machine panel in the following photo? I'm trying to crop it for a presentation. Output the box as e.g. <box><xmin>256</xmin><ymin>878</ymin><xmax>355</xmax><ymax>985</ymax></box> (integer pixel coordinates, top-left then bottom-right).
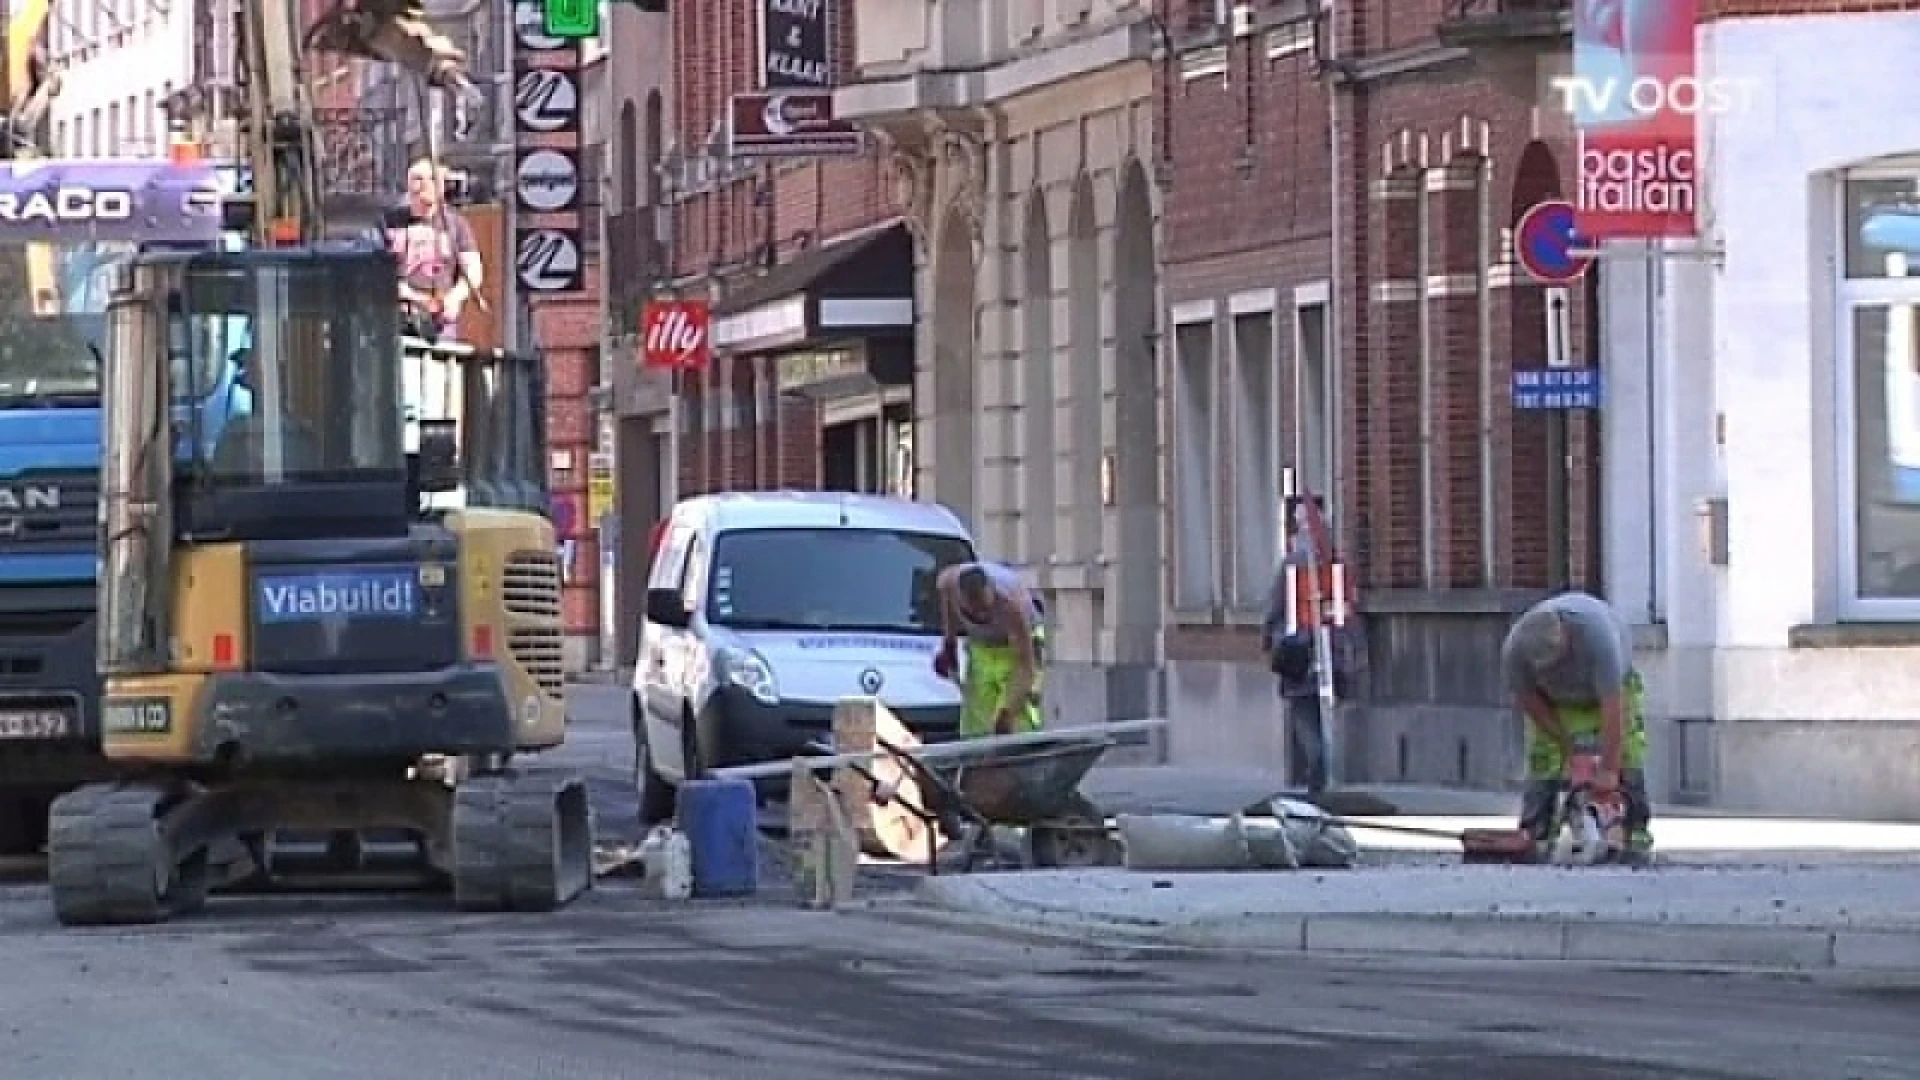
<box><xmin>98</xmin><ymin>674</ymin><xmax>207</xmax><ymax>765</ymax></box>
<box><xmin>447</xmin><ymin>508</ymin><xmax>565</xmax><ymax>750</ymax></box>
<box><xmin>167</xmin><ymin>543</ymin><xmax>249</xmax><ymax>672</ymax></box>
<box><xmin>100</xmin><ymin>543</ymin><xmax>248</xmax><ymax>763</ymax></box>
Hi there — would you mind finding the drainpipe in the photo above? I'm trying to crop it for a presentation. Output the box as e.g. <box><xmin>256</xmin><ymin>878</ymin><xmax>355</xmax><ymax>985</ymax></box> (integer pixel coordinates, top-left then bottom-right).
<box><xmin>1321</xmin><ymin>0</ymin><xmax>1343</xmax><ymax>546</ymax></box>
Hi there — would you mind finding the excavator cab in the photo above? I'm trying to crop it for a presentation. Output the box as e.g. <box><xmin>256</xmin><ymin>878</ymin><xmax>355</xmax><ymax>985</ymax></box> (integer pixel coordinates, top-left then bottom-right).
<box><xmin>55</xmin><ymin>241</ymin><xmax>589</xmax><ymax>928</ymax></box>
<box><xmin>126</xmin><ymin>247</ymin><xmax>410</xmax><ymax>554</ymax></box>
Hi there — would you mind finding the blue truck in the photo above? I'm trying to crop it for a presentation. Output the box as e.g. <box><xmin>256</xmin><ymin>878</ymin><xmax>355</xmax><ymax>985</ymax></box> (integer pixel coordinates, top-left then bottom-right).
<box><xmin>0</xmin><ymin>241</ymin><xmax>112</xmax><ymax>853</ymax></box>
<box><xmin>0</xmin><ymin>2</ymin><xmax>247</xmax><ymax>853</ymax></box>
<box><xmin>0</xmin><ymin>238</ymin><xmax>248</xmax><ymax>853</ymax></box>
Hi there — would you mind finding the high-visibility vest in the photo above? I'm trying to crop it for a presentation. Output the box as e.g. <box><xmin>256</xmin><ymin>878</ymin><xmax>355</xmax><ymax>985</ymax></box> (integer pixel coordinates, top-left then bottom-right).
<box><xmin>1282</xmin><ymin>559</ymin><xmax>1354</xmax><ymax>637</ymax></box>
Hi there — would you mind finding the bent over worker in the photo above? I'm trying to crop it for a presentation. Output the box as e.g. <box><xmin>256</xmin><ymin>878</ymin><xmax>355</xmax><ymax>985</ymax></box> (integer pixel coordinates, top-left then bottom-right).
<box><xmin>934</xmin><ymin>561</ymin><xmax>1046</xmax><ymax>738</ymax></box>
<box><xmin>1500</xmin><ymin>591</ymin><xmax>1654</xmax><ymax>864</ymax></box>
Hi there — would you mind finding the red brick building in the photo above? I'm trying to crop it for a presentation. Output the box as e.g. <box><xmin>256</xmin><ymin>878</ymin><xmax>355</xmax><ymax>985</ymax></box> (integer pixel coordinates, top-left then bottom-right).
<box><xmin>1160</xmin><ymin>0</ymin><xmax>1598</xmax><ymax>787</ymax></box>
<box><xmin>663</xmin><ymin>0</ymin><xmax>910</xmax><ymax>499</ymax></box>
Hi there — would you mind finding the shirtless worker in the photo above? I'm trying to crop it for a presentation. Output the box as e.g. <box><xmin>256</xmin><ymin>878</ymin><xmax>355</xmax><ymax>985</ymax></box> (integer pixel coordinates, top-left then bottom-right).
<box><xmin>1500</xmin><ymin>590</ymin><xmax>1655</xmax><ymax>865</ymax></box>
<box><xmin>933</xmin><ymin>562</ymin><xmax>1045</xmax><ymax>738</ymax></box>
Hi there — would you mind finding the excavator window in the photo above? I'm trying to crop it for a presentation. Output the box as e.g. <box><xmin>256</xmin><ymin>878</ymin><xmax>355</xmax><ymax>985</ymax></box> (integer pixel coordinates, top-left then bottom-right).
<box><xmin>185</xmin><ymin>259</ymin><xmax>402</xmax><ymax>485</ymax></box>
<box><xmin>158</xmin><ymin>249</ymin><xmax>413</xmax><ymax>543</ymax></box>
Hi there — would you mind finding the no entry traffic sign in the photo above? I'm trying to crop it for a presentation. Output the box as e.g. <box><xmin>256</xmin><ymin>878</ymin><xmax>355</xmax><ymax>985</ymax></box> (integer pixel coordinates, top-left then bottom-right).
<box><xmin>1515</xmin><ymin>199</ymin><xmax>1593</xmax><ymax>285</ymax></box>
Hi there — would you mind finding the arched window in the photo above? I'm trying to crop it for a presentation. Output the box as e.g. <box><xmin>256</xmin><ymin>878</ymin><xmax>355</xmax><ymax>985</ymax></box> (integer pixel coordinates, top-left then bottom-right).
<box><xmin>618</xmin><ymin>101</ymin><xmax>638</xmax><ymax>211</ymax></box>
<box><xmin>644</xmin><ymin>91</ymin><xmax>664</xmax><ymax>207</ymax></box>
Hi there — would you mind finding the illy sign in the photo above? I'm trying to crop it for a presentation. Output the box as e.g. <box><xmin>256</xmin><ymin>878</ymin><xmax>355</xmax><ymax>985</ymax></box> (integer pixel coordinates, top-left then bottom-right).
<box><xmin>643</xmin><ymin>301</ymin><xmax>712</xmax><ymax>372</ymax></box>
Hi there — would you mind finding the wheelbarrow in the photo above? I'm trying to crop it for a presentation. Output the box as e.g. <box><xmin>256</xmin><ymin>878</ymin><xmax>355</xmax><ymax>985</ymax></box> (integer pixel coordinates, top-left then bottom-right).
<box><xmin>803</xmin><ymin>731</ymin><xmax>1126</xmax><ymax>873</ymax></box>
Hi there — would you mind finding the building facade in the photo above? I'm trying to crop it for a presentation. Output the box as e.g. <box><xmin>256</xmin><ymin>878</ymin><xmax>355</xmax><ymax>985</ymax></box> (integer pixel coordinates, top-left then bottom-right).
<box><xmin>1156</xmin><ymin>0</ymin><xmax>1336</xmax><ymax>770</ymax></box>
<box><xmin>837</xmin><ymin>0</ymin><xmax>1164</xmax><ymax>734</ymax></box>
<box><xmin>1159</xmin><ymin>0</ymin><xmax>1611</xmax><ymax>792</ymax></box>
<box><xmin>603</xmin><ymin>0</ymin><xmax>676</xmax><ymax>671</ymax></box>
<box><xmin>662</xmin><ymin>0</ymin><xmax>901</xmax><ymax>501</ymax></box>
<box><xmin>1601</xmin><ymin>0</ymin><xmax>1920</xmax><ymax>817</ymax></box>
<box><xmin>46</xmin><ymin>0</ymin><xmax>190</xmax><ymax>158</ymax></box>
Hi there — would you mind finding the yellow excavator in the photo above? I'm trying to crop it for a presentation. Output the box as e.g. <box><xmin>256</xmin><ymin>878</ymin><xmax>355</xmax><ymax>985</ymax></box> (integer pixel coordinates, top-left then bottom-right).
<box><xmin>45</xmin><ymin>0</ymin><xmax>593</xmax><ymax>925</ymax></box>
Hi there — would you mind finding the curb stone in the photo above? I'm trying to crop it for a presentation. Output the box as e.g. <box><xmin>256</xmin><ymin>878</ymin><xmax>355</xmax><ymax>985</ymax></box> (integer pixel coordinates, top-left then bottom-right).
<box><xmin>912</xmin><ymin>876</ymin><xmax>1920</xmax><ymax>976</ymax></box>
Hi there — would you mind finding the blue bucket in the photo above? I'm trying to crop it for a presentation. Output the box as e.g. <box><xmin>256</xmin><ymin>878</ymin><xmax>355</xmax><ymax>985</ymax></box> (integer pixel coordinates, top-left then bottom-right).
<box><xmin>680</xmin><ymin>777</ymin><xmax>760</xmax><ymax>899</ymax></box>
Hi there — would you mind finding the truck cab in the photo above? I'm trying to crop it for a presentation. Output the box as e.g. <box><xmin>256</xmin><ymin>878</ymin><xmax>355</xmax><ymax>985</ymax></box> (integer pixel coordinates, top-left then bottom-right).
<box><xmin>0</xmin><ymin>238</ymin><xmax>247</xmax><ymax>851</ymax></box>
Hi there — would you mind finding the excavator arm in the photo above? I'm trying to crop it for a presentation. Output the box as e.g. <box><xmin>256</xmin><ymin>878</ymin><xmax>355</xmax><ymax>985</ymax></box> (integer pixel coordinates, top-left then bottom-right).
<box><xmin>242</xmin><ymin>0</ymin><xmax>474</xmax><ymax>246</ymax></box>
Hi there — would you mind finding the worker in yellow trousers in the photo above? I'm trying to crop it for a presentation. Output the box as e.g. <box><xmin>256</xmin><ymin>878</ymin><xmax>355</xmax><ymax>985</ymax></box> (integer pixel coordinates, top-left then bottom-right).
<box><xmin>933</xmin><ymin>562</ymin><xmax>1046</xmax><ymax>738</ymax></box>
<box><xmin>1501</xmin><ymin>590</ymin><xmax>1655</xmax><ymax>865</ymax></box>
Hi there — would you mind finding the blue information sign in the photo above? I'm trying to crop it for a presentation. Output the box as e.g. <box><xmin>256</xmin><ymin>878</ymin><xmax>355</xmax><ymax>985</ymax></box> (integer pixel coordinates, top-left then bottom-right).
<box><xmin>1512</xmin><ymin>368</ymin><xmax>1601</xmax><ymax>410</ymax></box>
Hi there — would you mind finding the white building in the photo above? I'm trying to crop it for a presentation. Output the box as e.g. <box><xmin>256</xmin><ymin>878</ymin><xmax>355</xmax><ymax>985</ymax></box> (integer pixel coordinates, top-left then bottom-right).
<box><xmin>1608</xmin><ymin>7</ymin><xmax>1920</xmax><ymax>818</ymax></box>
<box><xmin>44</xmin><ymin>0</ymin><xmax>196</xmax><ymax>160</ymax></box>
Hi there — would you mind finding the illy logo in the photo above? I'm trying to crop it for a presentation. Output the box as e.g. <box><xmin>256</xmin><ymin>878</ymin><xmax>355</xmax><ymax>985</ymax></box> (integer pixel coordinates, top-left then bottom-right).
<box><xmin>642</xmin><ymin>301</ymin><xmax>712</xmax><ymax>372</ymax></box>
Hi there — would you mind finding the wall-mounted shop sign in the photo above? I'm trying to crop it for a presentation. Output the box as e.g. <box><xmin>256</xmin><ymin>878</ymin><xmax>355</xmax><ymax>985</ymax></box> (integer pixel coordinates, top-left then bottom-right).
<box><xmin>775</xmin><ymin>348</ymin><xmax>866</xmax><ymax>393</ymax></box>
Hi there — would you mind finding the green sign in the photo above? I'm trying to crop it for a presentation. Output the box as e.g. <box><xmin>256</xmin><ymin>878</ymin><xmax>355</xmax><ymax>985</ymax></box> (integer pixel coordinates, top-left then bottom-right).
<box><xmin>543</xmin><ymin>0</ymin><xmax>600</xmax><ymax>38</ymax></box>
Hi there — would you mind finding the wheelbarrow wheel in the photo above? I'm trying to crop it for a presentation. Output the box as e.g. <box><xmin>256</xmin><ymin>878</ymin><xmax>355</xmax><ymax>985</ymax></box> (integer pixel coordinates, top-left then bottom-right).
<box><xmin>1029</xmin><ymin>795</ymin><xmax>1121</xmax><ymax>869</ymax></box>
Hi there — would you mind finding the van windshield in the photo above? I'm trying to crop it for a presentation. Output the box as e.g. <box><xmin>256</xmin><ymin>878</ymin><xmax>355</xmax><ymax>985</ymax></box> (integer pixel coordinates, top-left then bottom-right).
<box><xmin>705</xmin><ymin>527</ymin><xmax>973</xmax><ymax>635</ymax></box>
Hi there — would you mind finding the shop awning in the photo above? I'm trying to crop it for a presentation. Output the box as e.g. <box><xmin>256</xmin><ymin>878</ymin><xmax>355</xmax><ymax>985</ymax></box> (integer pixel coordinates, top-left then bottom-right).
<box><xmin>712</xmin><ymin>222</ymin><xmax>914</xmax><ymax>353</ymax></box>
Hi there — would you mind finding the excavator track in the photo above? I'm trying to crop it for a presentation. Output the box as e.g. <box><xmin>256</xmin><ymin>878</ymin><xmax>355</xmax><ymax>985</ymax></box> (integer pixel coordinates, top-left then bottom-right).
<box><xmin>47</xmin><ymin>783</ymin><xmax>208</xmax><ymax>928</ymax></box>
<box><xmin>451</xmin><ymin>768</ymin><xmax>594</xmax><ymax>913</ymax></box>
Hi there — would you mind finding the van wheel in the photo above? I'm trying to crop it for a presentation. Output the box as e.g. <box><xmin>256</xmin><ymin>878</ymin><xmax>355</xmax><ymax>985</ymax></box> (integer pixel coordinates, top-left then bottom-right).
<box><xmin>634</xmin><ymin>714</ymin><xmax>676</xmax><ymax>828</ymax></box>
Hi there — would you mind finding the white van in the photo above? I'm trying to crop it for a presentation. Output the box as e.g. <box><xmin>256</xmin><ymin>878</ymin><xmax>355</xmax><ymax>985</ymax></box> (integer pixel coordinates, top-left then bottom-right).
<box><xmin>631</xmin><ymin>491</ymin><xmax>977</xmax><ymax>823</ymax></box>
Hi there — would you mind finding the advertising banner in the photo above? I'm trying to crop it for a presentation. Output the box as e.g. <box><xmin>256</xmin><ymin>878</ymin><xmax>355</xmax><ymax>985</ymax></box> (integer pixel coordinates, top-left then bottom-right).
<box><xmin>0</xmin><ymin>160</ymin><xmax>223</xmax><ymax>245</ymax></box>
<box><xmin>1569</xmin><ymin>0</ymin><xmax>1700</xmax><ymax>240</ymax></box>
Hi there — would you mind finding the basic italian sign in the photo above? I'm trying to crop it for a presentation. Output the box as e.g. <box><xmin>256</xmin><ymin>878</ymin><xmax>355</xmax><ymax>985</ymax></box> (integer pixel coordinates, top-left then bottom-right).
<box><xmin>1569</xmin><ymin>0</ymin><xmax>1699</xmax><ymax>240</ymax></box>
<box><xmin>0</xmin><ymin>160</ymin><xmax>225</xmax><ymax>245</ymax></box>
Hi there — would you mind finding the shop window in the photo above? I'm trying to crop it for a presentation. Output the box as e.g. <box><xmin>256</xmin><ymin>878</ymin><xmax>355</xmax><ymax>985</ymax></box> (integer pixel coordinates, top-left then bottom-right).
<box><xmin>1230</xmin><ymin>310</ymin><xmax>1277</xmax><ymax>610</ymax></box>
<box><xmin>1846</xmin><ymin>304</ymin><xmax>1920</xmax><ymax>602</ymax></box>
<box><xmin>1840</xmin><ymin>166</ymin><xmax>1920</xmax><ymax>614</ymax></box>
<box><xmin>1173</xmin><ymin>318</ymin><xmax>1218</xmax><ymax>612</ymax></box>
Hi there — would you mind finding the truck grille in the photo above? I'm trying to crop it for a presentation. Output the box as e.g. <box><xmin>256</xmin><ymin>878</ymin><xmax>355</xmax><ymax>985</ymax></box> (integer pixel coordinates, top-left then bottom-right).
<box><xmin>501</xmin><ymin>551</ymin><xmax>564</xmax><ymax>695</ymax></box>
<box><xmin>0</xmin><ymin>471</ymin><xmax>97</xmax><ymax>549</ymax></box>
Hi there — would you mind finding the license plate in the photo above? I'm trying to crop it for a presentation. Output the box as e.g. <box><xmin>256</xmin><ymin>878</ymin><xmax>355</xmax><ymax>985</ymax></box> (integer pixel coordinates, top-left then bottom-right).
<box><xmin>0</xmin><ymin>710</ymin><xmax>71</xmax><ymax>739</ymax></box>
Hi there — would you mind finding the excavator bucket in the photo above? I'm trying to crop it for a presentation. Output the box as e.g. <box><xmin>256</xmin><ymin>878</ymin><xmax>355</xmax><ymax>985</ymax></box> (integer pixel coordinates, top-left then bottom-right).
<box><xmin>305</xmin><ymin>0</ymin><xmax>473</xmax><ymax>93</ymax></box>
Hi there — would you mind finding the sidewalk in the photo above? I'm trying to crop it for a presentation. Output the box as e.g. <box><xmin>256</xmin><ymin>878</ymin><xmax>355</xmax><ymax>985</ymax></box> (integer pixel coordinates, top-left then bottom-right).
<box><xmin>911</xmin><ymin>864</ymin><xmax>1920</xmax><ymax>974</ymax></box>
<box><xmin>907</xmin><ymin>817</ymin><xmax>1920</xmax><ymax>975</ymax></box>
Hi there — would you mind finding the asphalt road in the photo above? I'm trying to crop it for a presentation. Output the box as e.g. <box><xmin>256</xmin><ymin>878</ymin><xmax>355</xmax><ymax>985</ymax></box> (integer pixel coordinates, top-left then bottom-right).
<box><xmin>0</xmin><ymin>884</ymin><xmax>1915</xmax><ymax>1080</ymax></box>
<box><xmin>0</xmin><ymin>686</ymin><xmax>1912</xmax><ymax>1079</ymax></box>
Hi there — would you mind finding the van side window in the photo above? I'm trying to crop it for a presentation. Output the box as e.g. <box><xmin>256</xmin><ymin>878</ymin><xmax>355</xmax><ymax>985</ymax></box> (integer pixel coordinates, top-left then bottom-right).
<box><xmin>649</xmin><ymin>525</ymin><xmax>694</xmax><ymax>590</ymax></box>
<box><xmin>680</xmin><ymin>536</ymin><xmax>709</xmax><ymax>614</ymax></box>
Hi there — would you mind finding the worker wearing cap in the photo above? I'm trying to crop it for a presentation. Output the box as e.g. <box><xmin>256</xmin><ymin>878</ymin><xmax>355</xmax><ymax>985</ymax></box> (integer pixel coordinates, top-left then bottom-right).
<box><xmin>1500</xmin><ymin>590</ymin><xmax>1654</xmax><ymax>864</ymax></box>
<box><xmin>934</xmin><ymin>562</ymin><xmax>1046</xmax><ymax>738</ymax></box>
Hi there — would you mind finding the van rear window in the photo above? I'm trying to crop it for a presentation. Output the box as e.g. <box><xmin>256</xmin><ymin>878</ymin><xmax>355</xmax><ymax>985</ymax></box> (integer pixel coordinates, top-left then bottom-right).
<box><xmin>704</xmin><ymin>527</ymin><xmax>973</xmax><ymax>634</ymax></box>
